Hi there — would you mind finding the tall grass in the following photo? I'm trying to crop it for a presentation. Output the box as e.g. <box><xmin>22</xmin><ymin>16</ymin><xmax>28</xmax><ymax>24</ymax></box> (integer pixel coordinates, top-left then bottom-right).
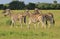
<box><xmin>0</xmin><ymin>10</ymin><xmax>60</xmax><ymax>39</ymax></box>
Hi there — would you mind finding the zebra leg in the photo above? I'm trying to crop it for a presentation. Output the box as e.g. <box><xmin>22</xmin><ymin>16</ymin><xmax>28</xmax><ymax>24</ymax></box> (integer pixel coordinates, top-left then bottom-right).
<box><xmin>39</xmin><ymin>17</ymin><xmax>46</xmax><ymax>29</ymax></box>
<box><xmin>10</xmin><ymin>20</ymin><xmax>15</xmax><ymax>28</ymax></box>
<box><xmin>40</xmin><ymin>19</ymin><xmax>46</xmax><ymax>29</ymax></box>
<box><xmin>37</xmin><ymin>22</ymin><xmax>40</xmax><ymax>29</ymax></box>
<box><xmin>43</xmin><ymin>16</ymin><xmax>48</xmax><ymax>26</ymax></box>
<box><xmin>24</xmin><ymin>16</ymin><xmax>26</xmax><ymax>24</ymax></box>
<box><xmin>46</xmin><ymin>20</ymin><xmax>48</xmax><ymax>26</ymax></box>
<box><xmin>34</xmin><ymin>23</ymin><xmax>37</xmax><ymax>29</ymax></box>
<box><xmin>49</xmin><ymin>20</ymin><xmax>54</xmax><ymax>28</ymax></box>
<box><xmin>48</xmin><ymin>20</ymin><xmax>53</xmax><ymax>28</ymax></box>
<box><xmin>53</xmin><ymin>19</ymin><xmax>55</xmax><ymax>24</ymax></box>
<box><xmin>19</xmin><ymin>19</ymin><xmax>22</xmax><ymax>29</ymax></box>
<box><xmin>28</xmin><ymin>19</ymin><xmax>31</xmax><ymax>29</ymax></box>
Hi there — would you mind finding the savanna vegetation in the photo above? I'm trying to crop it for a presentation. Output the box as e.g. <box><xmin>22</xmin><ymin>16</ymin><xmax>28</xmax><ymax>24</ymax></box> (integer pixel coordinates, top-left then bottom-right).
<box><xmin>0</xmin><ymin>0</ymin><xmax>60</xmax><ymax>39</ymax></box>
<box><xmin>0</xmin><ymin>10</ymin><xmax>60</xmax><ymax>39</ymax></box>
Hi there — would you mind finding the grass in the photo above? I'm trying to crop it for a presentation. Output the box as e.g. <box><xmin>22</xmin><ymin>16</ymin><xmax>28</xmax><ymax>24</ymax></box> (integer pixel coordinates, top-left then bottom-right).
<box><xmin>0</xmin><ymin>10</ymin><xmax>60</xmax><ymax>39</ymax></box>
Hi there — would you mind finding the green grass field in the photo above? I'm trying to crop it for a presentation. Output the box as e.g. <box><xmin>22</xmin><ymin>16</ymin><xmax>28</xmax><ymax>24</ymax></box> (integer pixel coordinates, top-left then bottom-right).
<box><xmin>0</xmin><ymin>10</ymin><xmax>60</xmax><ymax>39</ymax></box>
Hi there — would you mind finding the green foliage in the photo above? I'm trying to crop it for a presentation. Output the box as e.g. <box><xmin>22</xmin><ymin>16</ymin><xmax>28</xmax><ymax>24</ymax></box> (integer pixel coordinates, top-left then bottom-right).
<box><xmin>37</xmin><ymin>2</ymin><xmax>60</xmax><ymax>10</ymax></box>
<box><xmin>0</xmin><ymin>4</ymin><xmax>6</xmax><ymax>10</ymax></box>
<box><xmin>26</xmin><ymin>3</ymin><xmax>36</xmax><ymax>10</ymax></box>
<box><xmin>53</xmin><ymin>0</ymin><xmax>57</xmax><ymax>4</ymax></box>
<box><xmin>9</xmin><ymin>1</ymin><xmax>25</xmax><ymax>10</ymax></box>
<box><xmin>0</xmin><ymin>0</ymin><xmax>60</xmax><ymax>10</ymax></box>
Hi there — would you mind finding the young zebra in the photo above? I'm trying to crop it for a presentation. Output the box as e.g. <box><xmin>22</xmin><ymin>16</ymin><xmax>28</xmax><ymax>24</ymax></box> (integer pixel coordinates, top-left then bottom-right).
<box><xmin>3</xmin><ymin>9</ymin><xmax>26</xmax><ymax>28</ymax></box>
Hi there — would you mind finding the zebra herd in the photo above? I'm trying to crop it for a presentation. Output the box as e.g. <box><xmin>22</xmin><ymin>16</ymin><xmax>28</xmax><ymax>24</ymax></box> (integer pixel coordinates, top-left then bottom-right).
<box><xmin>3</xmin><ymin>8</ymin><xmax>55</xmax><ymax>29</ymax></box>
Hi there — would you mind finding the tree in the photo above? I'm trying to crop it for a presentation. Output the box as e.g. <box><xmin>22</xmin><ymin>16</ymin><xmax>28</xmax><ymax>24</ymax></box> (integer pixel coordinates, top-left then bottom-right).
<box><xmin>26</xmin><ymin>3</ymin><xmax>36</xmax><ymax>10</ymax></box>
<box><xmin>37</xmin><ymin>3</ymin><xmax>51</xmax><ymax>9</ymax></box>
<box><xmin>9</xmin><ymin>1</ymin><xmax>25</xmax><ymax>10</ymax></box>
<box><xmin>12</xmin><ymin>0</ymin><xmax>19</xmax><ymax>1</ymax></box>
<box><xmin>0</xmin><ymin>4</ymin><xmax>6</xmax><ymax>10</ymax></box>
<box><xmin>53</xmin><ymin>0</ymin><xmax>57</xmax><ymax>4</ymax></box>
<box><xmin>56</xmin><ymin>4</ymin><xmax>60</xmax><ymax>9</ymax></box>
